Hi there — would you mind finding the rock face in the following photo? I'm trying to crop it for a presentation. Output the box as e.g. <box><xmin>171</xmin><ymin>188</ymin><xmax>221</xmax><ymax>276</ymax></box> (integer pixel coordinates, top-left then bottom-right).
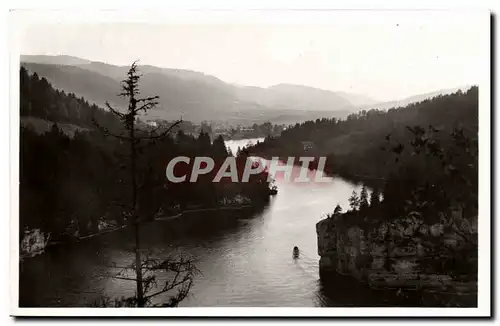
<box><xmin>317</xmin><ymin>217</ymin><xmax>381</xmax><ymax>280</ymax></box>
<box><xmin>316</xmin><ymin>214</ymin><xmax>477</xmax><ymax>303</ymax></box>
<box><xmin>20</xmin><ymin>228</ymin><xmax>50</xmax><ymax>258</ymax></box>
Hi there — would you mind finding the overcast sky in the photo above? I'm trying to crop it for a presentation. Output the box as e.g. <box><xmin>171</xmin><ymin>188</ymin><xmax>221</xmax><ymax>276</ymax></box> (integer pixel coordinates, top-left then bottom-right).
<box><xmin>19</xmin><ymin>13</ymin><xmax>486</xmax><ymax>101</ymax></box>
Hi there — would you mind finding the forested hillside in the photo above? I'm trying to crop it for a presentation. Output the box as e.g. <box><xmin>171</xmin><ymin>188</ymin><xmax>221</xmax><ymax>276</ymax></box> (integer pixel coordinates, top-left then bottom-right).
<box><xmin>248</xmin><ymin>87</ymin><xmax>478</xmax><ymax>185</ymax></box>
<box><xmin>20</xmin><ymin>67</ymin><xmax>272</xmax><ymax>243</ymax></box>
<box><xmin>21</xmin><ymin>56</ymin><xmax>468</xmax><ymax>126</ymax></box>
<box><xmin>20</xmin><ymin>66</ymin><xmax>122</xmax><ymax>131</ymax></box>
<box><xmin>21</xmin><ymin>61</ymin><xmax>356</xmax><ymax>124</ymax></box>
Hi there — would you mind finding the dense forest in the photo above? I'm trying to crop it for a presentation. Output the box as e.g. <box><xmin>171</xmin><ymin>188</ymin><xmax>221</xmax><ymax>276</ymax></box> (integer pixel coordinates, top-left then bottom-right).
<box><xmin>247</xmin><ymin>87</ymin><xmax>478</xmax><ymax>186</ymax></box>
<box><xmin>20</xmin><ymin>67</ymin><xmax>272</xmax><ymax>243</ymax></box>
<box><xmin>20</xmin><ymin>67</ymin><xmax>122</xmax><ymax>130</ymax></box>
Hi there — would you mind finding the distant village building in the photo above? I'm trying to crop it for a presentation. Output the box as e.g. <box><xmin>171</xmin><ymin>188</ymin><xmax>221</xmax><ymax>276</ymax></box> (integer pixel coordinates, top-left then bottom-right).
<box><xmin>301</xmin><ymin>141</ymin><xmax>314</xmax><ymax>151</ymax></box>
<box><xmin>146</xmin><ymin>120</ymin><xmax>158</xmax><ymax>127</ymax></box>
<box><xmin>214</xmin><ymin>127</ymin><xmax>230</xmax><ymax>137</ymax></box>
<box><xmin>240</xmin><ymin>127</ymin><xmax>254</xmax><ymax>133</ymax></box>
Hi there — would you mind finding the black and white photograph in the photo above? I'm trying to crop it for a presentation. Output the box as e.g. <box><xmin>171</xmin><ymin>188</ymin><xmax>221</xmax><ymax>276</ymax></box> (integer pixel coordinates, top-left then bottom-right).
<box><xmin>9</xmin><ymin>8</ymin><xmax>491</xmax><ymax>317</ymax></box>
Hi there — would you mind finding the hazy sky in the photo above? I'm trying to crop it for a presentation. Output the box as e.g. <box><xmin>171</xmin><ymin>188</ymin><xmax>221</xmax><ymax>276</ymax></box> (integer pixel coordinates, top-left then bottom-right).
<box><xmin>19</xmin><ymin>13</ymin><xmax>487</xmax><ymax>101</ymax></box>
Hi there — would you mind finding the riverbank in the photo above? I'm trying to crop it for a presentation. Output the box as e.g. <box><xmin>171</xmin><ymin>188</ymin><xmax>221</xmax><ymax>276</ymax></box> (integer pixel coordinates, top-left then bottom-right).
<box><xmin>20</xmin><ymin>204</ymin><xmax>256</xmax><ymax>261</ymax></box>
<box><xmin>238</xmin><ymin>151</ymin><xmax>375</xmax><ymax>189</ymax></box>
<box><xmin>80</xmin><ymin>204</ymin><xmax>255</xmax><ymax>239</ymax></box>
<box><xmin>19</xmin><ymin>166</ymin><xmax>369</xmax><ymax>307</ymax></box>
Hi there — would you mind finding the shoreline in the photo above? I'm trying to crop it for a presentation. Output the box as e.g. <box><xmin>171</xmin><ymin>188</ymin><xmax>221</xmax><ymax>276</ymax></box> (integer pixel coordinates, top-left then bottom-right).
<box><xmin>248</xmin><ymin>152</ymin><xmax>383</xmax><ymax>188</ymax></box>
<box><xmin>20</xmin><ymin>204</ymin><xmax>255</xmax><ymax>261</ymax></box>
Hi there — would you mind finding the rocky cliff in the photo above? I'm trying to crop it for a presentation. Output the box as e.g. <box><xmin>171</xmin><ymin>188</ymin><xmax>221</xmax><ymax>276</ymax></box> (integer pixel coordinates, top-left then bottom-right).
<box><xmin>316</xmin><ymin>213</ymin><xmax>477</xmax><ymax>306</ymax></box>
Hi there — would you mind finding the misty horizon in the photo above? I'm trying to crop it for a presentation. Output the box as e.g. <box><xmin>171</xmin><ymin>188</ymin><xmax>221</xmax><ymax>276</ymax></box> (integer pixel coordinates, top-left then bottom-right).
<box><xmin>18</xmin><ymin>15</ymin><xmax>485</xmax><ymax>102</ymax></box>
<box><xmin>20</xmin><ymin>53</ymin><xmax>473</xmax><ymax>105</ymax></box>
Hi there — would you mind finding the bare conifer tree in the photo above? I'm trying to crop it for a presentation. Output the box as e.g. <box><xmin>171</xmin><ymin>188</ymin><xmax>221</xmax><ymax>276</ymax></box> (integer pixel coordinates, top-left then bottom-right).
<box><xmin>93</xmin><ymin>61</ymin><xmax>198</xmax><ymax>307</ymax></box>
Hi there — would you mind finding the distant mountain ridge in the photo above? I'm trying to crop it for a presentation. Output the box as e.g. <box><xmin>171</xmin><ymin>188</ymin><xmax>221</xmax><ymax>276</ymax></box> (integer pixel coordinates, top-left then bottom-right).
<box><xmin>20</xmin><ymin>55</ymin><xmax>468</xmax><ymax>125</ymax></box>
<box><xmin>362</xmin><ymin>87</ymin><xmax>471</xmax><ymax>111</ymax></box>
<box><xmin>21</xmin><ymin>55</ymin><xmax>92</xmax><ymax>66</ymax></box>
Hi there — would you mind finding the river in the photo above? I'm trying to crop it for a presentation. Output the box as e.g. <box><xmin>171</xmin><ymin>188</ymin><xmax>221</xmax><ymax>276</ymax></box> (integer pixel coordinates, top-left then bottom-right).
<box><xmin>19</xmin><ymin>138</ymin><xmax>366</xmax><ymax>307</ymax></box>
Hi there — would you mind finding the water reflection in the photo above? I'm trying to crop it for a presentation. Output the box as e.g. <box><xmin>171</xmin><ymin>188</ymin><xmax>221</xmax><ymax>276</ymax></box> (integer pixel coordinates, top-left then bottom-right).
<box><xmin>19</xmin><ymin>138</ymin><xmax>366</xmax><ymax>307</ymax></box>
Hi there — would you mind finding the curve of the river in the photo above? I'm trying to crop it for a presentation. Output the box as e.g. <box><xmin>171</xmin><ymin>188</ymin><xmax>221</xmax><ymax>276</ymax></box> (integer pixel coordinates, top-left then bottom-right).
<box><xmin>19</xmin><ymin>138</ymin><xmax>365</xmax><ymax>307</ymax></box>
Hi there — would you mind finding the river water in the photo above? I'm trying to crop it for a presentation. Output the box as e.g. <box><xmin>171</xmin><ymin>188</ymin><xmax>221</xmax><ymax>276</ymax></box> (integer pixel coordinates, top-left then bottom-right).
<box><xmin>19</xmin><ymin>138</ymin><xmax>365</xmax><ymax>307</ymax></box>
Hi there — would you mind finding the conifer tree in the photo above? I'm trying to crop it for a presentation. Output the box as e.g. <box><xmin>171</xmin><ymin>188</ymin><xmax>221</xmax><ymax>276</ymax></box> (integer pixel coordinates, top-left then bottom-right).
<box><xmin>94</xmin><ymin>62</ymin><xmax>197</xmax><ymax>307</ymax></box>
<box><xmin>348</xmin><ymin>191</ymin><xmax>360</xmax><ymax>211</ymax></box>
<box><xmin>359</xmin><ymin>185</ymin><xmax>369</xmax><ymax>210</ymax></box>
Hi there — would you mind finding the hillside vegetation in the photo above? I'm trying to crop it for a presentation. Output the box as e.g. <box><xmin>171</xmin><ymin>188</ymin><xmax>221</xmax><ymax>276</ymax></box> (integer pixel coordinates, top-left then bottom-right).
<box><xmin>21</xmin><ymin>55</ymin><xmax>465</xmax><ymax>125</ymax></box>
<box><xmin>20</xmin><ymin>66</ymin><xmax>272</xmax><ymax>243</ymax></box>
<box><xmin>247</xmin><ymin>87</ymin><xmax>478</xmax><ymax>185</ymax></box>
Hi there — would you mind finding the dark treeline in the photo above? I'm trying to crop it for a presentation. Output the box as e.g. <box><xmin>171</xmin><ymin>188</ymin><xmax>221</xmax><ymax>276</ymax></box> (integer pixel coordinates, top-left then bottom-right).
<box><xmin>248</xmin><ymin>87</ymin><xmax>478</xmax><ymax>186</ymax></box>
<box><xmin>20</xmin><ymin>67</ymin><xmax>122</xmax><ymax>131</ymax></box>
<box><xmin>20</xmin><ymin>67</ymin><xmax>271</xmax><ymax>243</ymax></box>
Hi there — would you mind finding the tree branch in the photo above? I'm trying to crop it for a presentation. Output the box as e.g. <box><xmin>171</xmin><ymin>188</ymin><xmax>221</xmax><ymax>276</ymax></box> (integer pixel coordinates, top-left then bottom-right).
<box><xmin>134</xmin><ymin>96</ymin><xmax>160</xmax><ymax>114</ymax></box>
<box><xmin>92</xmin><ymin>118</ymin><xmax>130</xmax><ymax>141</ymax></box>
<box><xmin>109</xmin><ymin>276</ymin><xmax>137</xmax><ymax>282</ymax></box>
<box><xmin>105</xmin><ymin>101</ymin><xmax>126</xmax><ymax>119</ymax></box>
<box><xmin>143</xmin><ymin>271</ymin><xmax>192</xmax><ymax>301</ymax></box>
<box><xmin>137</xmin><ymin>120</ymin><xmax>183</xmax><ymax>141</ymax></box>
